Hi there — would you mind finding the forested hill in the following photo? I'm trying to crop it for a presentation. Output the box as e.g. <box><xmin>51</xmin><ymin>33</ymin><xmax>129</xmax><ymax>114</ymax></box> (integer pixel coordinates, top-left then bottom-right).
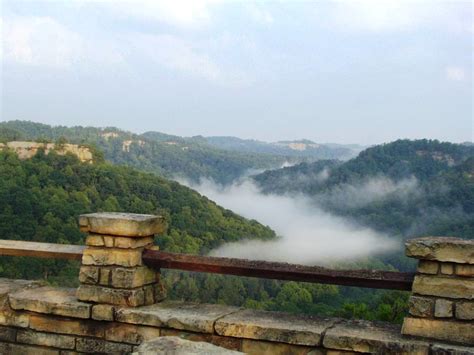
<box><xmin>0</xmin><ymin>149</ymin><xmax>275</xmax><ymax>281</ymax></box>
<box><xmin>0</xmin><ymin>121</ymin><xmax>286</xmax><ymax>184</ymax></box>
<box><xmin>254</xmin><ymin>140</ymin><xmax>474</xmax><ymax>238</ymax></box>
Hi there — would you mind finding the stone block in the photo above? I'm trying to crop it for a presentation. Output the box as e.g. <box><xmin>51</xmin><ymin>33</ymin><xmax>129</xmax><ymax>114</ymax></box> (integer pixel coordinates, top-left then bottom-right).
<box><xmin>17</xmin><ymin>329</ymin><xmax>75</xmax><ymax>349</ymax></box>
<box><xmin>215</xmin><ymin>309</ymin><xmax>337</xmax><ymax>346</ymax></box>
<box><xmin>456</xmin><ymin>264</ymin><xmax>474</xmax><ymax>277</ymax></box>
<box><xmin>79</xmin><ymin>212</ymin><xmax>165</xmax><ymax>237</ymax></box>
<box><xmin>78</xmin><ymin>266</ymin><xmax>99</xmax><ymax>284</ymax></box>
<box><xmin>417</xmin><ymin>261</ymin><xmax>439</xmax><ymax>275</ymax></box>
<box><xmin>107</xmin><ymin>266</ymin><xmax>157</xmax><ymax>288</ymax></box>
<box><xmin>82</xmin><ymin>247</ymin><xmax>143</xmax><ymax>267</ymax></box>
<box><xmin>132</xmin><ymin>336</ymin><xmax>241</xmax><ymax>355</ymax></box>
<box><xmin>99</xmin><ymin>267</ymin><xmax>111</xmax><ymax>285</ymax></box>
<box><xmin>434</xmin><ymin>299</ymin><xmax>453</xmax><ymax>318</ymax></box>
<box><xmin>9</xmin><ymin>286</ymin><xmax>91</xmax><ymax>319</ymax></box>
<box><xmin>0</xmin><ymin>310</ymin><xmax>30</xmax><ymax>328</ymax></box>
<box><xmin>440</xmin><ymin>263</ymin><xmax>454</xmax><ymax>275</ymax></box>
<box><xmin>430</xmin><ymin>343</ymin><xmax>474</xmax><ymax>355</ymax></box>
<box><xmin>76</xmin><ymin>284</ymin><xmax>145</xmax><ymax>307</ymax></box>
<box><xmin>408</xmin><ymin>296</ymin><xmax>434</xmax><ymax>318</ymax></box>
<box><xmin>92</xmin><ymin>304</ymin><xmax>114</xmax><ymax>321</ymax></box>
<box><xmin>85</xmin><ymin>234</ymin><xmax>104</xmax><ymax>246</ymax></box>
<box><xmin>114</xmin><ymin>236</ymin><xmax>154</xmax><ymax>249</ymax></box>
<box><xmin>0</xmin><ymin>326</ymin><xmax>16</xmax><ymax>342</ymax></box>
<box><xmin>402</xmin><ymin>317</ymin><xmax>474</xmax><ymax>345</ymax></box>
<box><xmin>0</xmin><ymin>342</ymin><xmax>60</xmax><ymax>355</ymax></box>
<box><xmin>161</xmin><ymin>329</ymin><xmax>242</xmax><ymax>351</ymax></box>
<box><xmin>241</xmin><ymin>339</ymin><xmax>315</xmax><ymax>355</ymax></box>
<box><xmin>76</xmin><ymin>337</ymin><xmax>133</xmax><ymax>353</ymax></box>
<box><xmin>29</xmin><ymin>314</ymin><xmax>104</xmax><ymax>337</ymax></box>
<box><xmin>105</xmin><ymin>323</ymin><xmax>161</xmax><ymax>344</ymax></box>
<box><xmin>116</xmin><ymin>301</ymin><xmax>238</xmax><ymax>333</ymax></box>
<box><xmin>412</xmin><ymin>275</ymin><xmax>474</xmax><ymax>299</ymax></box>
<box><xmin>455</xmin><ymin>301</ymin><xmax>474</xmax><ymax>320</ymax></box>
<box><xmin>323</xmin><ymin>319</ymin><xmax>429</xmax><ymax>354</ymax></box>
<box><xmin>405</xmin><ymin>237</ymin><xmax>474</xmax><ymax>264</ymax></box>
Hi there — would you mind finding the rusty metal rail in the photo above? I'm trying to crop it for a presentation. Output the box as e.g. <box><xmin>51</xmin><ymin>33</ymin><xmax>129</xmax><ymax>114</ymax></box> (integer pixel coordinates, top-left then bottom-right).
<box><xmin>0</xmin><ymin>239</ymin><xmax>414</xmax><ymax>291</ymax></box>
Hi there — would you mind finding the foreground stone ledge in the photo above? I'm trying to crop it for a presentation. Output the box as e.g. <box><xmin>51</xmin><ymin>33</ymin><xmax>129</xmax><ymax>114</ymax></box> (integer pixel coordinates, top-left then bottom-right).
<box><xmin>115</xmin><ymin>301</ymin><xmax>239</xmax><ymax>334</ymax></box>
<box><xmin>9</xmin><ymin>286</ymin><xmax>91</xmax><ymax>319</ymax></box>
<box><xmin>79</xmin><ymin>212</ymin><xmax>165</xmax><ymax>237</ymax></box>
<box><xmin>215</xmin><ymin>308</ymin><xmax>337</xmax><ymax>346</ymax></box>
<box><xmin>406</xmin><ymin>237</ymin><xmax>474</xmax><ymax>264</ymax></box>
<box><xmin>412</xmin><ymin>275</ymin><xmax>474</xmax><ymax>299</ymax></box>
<box><xmin>323</xmin><ymin>319</ymin><xmax>430</xmax><ymax>354</ymax></box>
<box><xmin>133</xmin><ymin>336</ymin><xmax>242</xmax><ymax>355</ymax></box>
<box><xmin>402</xmin><ymin>317</ymin><xmax>474</xmax><ymax>345</ymax></box>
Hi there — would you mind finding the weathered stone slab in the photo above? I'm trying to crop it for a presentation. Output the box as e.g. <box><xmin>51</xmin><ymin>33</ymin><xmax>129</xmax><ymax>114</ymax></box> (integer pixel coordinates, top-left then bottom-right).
<box><xmin>79</xmin><ymin>266</ymin><xmax>99</xmax><ymax>284</ymax></box>
<box><xmin>241</xmin><ymin>339</ymin><xmax>317</xmax><ymax>355</ymax></box>
<box><xmin>17</xmin><ymin>329</ymin><xmax>75</xmax><ymax>349</ymax></box>
<box><xmin>408</xmin><ymin>296</ymin><xmax>434</xmax><ymax>318</ymax></box>
<box><xmin>456</xmin><ymin>264</ymin><xmax>474</xmax><ymax>277</ymax></box>
<box><xmin>9</xmin><ymin>286</ymin><xmax>91</xmax><ymax>319</ymax></box>
<box><xmin>82</xmin><ymin>247</ymin><xmax>143</xmax><ymax>267</ymax></box>
<box><xmin>76</xmin><ymin>337</ymin><xmax>133</xmax><ymax>353</ymax></box>
<box><xmin>29</xmin><ymin>314</ymin><xmax>104</xmax><ymax>337</ymax></box>
<box><xmin>92</xmin><ymin>304</ymin><xmax>114</xmax><ymax>321</ymax></box>
<box><xmin>76</xmin><ymin>284</ymin><xmax>145</xmax><ymax>307</ymax></box>
<box><xmin>107</xmin><ymin>266</ymin><xmax>157</xmax><ymax>288</ymax></box>
<box><xmin>0</xmin><ymin>342</ymin><xmax>59</xmax><ymax>355</ymax></box>
<box><xmin>0</xmin><ymin>278</ymin><xmax>43</xmax><ymax>303</ymax></box>
<box><xmin>412</xmin><ymin>275</ymin><xmax>474</xmax><ymax>299</ymax></box>
<box><xmin>79</xmin><ymin>212</ymin><xmax>165</xmax><ymax>237</ymax></box>
<box><xmin>0</xmin><ymin>309</ymin><xmax>30</xmax><ymax>328</ymax></box>
<box><xmin>406</xmin><ymin>237</ymin><xmax>474</xmax><ymax>264</ymax></box>
<box><xmin>86</xmin><ymin>234</ymin><xmax>154</xmax><ymax>249</ymax></box>
<box><xmin>440</xmin><ymin>263</ymin><xmax>454</xmax><ymax>275</ymax></box>
<box><xmin>215</xmin><ymin>309</ymin><xmax>337</xmax><ymax>346</ymax></box>
<box><xmin>430</xmin><ymin>343</ymin><xmax>474</xmax><ymax>355</ymax></box>
<box><xmin>455</xmin><ymin>301</ymin><xmax>474</xmax><ymax>320</ymax></box>
<box><xmin>133</xmin><ymin>336</ymin><xmax>242</xmax><ymax>355</ymax></box>
<box><xmin>402</xmin><ymin>317</ymin><xmax>474</xmax><ymax>345</ymax></box>
<box><xmin>323</xmin><ymin>319</ymin><xmax>430</xmax><ymax>354</ymax></box>
<box><xmin>161</xmin><ymin>329</ymin><xmax>242</xmax><ymax>351</ymax></box>
<box><xmin>434</xmin><ymin>299</ymin><xmax>453</xmax><ymax>318</ymax></box>
<box><xmin>105</xmin><ymin>323</ymin><xmax>161</xmax><ymax>344</ymax></box>
<box><xmin>417</xmin><ymin>261</ymin><xmax>439</xmax><ymax>275</ymax></box>
<box><xmin>116</xmin><ymin>301</ymin><xmax>238</xmax><ymax>333</ymax></box>
<box><xmin>0</xmin><ymin>326</ymin><xmax>16</xmax><ymax>342</ymax></box>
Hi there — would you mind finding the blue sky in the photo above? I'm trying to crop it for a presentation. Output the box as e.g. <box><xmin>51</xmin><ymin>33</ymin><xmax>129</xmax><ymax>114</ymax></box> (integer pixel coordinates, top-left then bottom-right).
<box><xmin>1</xmin><ymin>0</ymin><xmax>472</xmax><ymax>144</ymax></box>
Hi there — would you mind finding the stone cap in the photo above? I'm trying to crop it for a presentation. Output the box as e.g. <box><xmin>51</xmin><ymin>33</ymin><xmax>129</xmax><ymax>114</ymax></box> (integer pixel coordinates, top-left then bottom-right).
<box><xmin>405</xmin><ymin>237</ymin><xmax>474</xmax><ymax>264</ymax></box>
<box><xmin>79</xmin><ymin>213</ymin><xmax>165</xmax><ymax>237</ymax></box>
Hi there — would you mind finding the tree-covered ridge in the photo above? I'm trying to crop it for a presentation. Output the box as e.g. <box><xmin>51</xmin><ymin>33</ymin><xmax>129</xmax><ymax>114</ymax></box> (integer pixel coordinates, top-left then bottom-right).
<box><xmin>0</xmin><ymin>121</ymin><xmax>288</xmax><ymax>184</ymax></box>
<box><xmin>253</xmin><ymin>139</ymin><xmax>474</xmax><ymax>239</ymax></box>
<box><xmin>0</xmin><ymin>149</ymin><xmax>275</xmax><ymax>255</ymax></box>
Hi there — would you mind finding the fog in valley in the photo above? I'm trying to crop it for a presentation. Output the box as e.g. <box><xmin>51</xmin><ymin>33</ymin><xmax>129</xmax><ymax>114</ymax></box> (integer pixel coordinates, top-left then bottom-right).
<box><xmin>183</xmin><ymin>178</ymin><xmax>401</xmax><ymax>265</ymax></box>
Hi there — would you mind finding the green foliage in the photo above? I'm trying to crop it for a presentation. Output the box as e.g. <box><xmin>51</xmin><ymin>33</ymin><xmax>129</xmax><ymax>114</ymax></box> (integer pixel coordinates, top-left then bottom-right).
<box><xmin>0</xmin><ymin>150</ymin><xmax>275</xmax><ymax>281</ymax></box>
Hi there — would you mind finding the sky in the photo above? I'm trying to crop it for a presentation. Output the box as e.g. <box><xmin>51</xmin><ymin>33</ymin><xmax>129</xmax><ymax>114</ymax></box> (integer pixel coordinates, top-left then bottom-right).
<box><xmin>1</xmin><ymin>0</ymin><xmax>472</xmax><ymax>144</ymax></box>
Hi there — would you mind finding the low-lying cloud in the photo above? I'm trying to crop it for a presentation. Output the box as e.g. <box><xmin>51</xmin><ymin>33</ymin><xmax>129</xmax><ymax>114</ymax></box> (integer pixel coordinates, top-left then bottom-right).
<box><xmin>184</xmin><ymin>179</ymin><xmax>399</xmax><ymax>265</ymax></box>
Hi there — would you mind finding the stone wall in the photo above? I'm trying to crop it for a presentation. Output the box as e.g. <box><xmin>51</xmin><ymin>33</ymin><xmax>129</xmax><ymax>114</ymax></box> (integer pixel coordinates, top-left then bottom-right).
<box><xmin>0</xmin><ymin>141</ymin><xmax>94</xmax><ymax>163</ymax></box>
<box><xmin>0</xmin><ymin>213</ymin><xmax>472</xmax><ymax>354</ymax></box>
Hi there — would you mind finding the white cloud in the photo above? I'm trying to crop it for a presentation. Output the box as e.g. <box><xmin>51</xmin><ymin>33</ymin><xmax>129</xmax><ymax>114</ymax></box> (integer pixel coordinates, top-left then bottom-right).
<box><xmin>327</xmin><ymin>0</ymin><xmax>471</xmax><ymax>33</ymax></box>
<box><xmin>74</xmin><ymin>0</ymin><xmax>222</xmax><ymax>28</ymax></box>
<box><xmin>2</xmin><ymin>15</ymin><xmax>124</xmax><ymax>68</ymax></box>
<box><xmin>128</xmin><ymin>33</ymin><xmax>253</xmax><ymax>87</ymax></box>
<box><xmin>446</xmin><ymin>66</ymin><xmax>467</xmax><ymax>81</ymax></box>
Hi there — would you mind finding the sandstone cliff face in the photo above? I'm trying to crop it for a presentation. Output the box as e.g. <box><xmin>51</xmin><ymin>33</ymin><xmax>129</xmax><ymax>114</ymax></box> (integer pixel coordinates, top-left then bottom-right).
<box><xmin>0</xmin><ymin>141</ymin><xmax>94</xmax><ymax>163</ymax></box>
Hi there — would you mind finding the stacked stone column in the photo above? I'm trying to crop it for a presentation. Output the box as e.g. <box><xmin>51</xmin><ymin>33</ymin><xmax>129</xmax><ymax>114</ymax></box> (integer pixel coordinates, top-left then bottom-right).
<box><xmin>76</xmin><ymin>213</ymin><xmax>166</xmax><ymax>314</ymax></box>
<box><xmin>402</xmin><ymin>237</ymin><xmax>474</xmax><ymax>345</ymax></box>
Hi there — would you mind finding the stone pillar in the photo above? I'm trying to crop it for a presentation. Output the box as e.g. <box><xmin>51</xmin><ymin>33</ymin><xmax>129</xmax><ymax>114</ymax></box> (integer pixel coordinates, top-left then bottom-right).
<box><xmin>76</xmin><ymin>213</ymin><xmax>166</xmax><ymax>312</ymax></box>
<box><xmin>401</xmin><ymin>237</ymin><xmax>474</xmax><ymax>345</ymax></box>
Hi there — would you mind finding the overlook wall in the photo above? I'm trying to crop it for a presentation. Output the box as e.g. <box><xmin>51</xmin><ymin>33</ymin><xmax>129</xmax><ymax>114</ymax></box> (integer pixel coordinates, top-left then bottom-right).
<box><xmin>0</xmin><ymin>141</ymin><xmax>94</xmax><ymax>163</ymax></box>
<box><xmin>0</xmin><ymin>213</ymin><xmax>471</xmax><ymax>354</ymax></box>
